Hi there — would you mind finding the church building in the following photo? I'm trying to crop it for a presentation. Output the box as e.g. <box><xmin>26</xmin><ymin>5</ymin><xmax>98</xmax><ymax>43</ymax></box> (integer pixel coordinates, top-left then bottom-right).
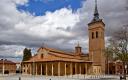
<box><xmin>22</xmin><ymin>0</ymin><xmax>106</xmax><ymax>75</ymax></box>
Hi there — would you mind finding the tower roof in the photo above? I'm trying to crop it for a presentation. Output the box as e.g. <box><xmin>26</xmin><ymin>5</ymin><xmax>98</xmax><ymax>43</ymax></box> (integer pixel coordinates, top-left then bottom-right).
<box><xmin>75</xmin><ymin>41</ymin><xmax>81</xmax><ymax>47</ymax></box>
<box><xmin>77</xmin><ymin>41</ymin><xmax>80</xmax><ymax>47</ymax></box>
<box><xmin>92</xmin><ymin>0</ymin><xmax>100</xmax><ymax>22</ymax></box>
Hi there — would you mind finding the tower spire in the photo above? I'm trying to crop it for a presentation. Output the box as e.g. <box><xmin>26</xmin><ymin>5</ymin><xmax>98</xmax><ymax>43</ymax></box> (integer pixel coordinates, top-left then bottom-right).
<box><xmin>93</xmin><ymin>0</ymin><xmax>100</xmax><ymax>21</ymax></box>
<box><xmin>77</xmin><ymin>41</ymin><xmax>80</xmax><ymax>47</ymax></box>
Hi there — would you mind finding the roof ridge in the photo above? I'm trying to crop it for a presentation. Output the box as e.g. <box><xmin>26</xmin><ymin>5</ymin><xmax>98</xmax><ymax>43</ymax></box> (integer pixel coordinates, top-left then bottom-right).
<box><xmin>49</xmin><ymin>52</ymin><xmax>83</xmax><ymax>60</ymax></box>
<box><xmin>44</xmin><ymin>47</ymin><xmax>74</xmax><ymax>56</ymax></box>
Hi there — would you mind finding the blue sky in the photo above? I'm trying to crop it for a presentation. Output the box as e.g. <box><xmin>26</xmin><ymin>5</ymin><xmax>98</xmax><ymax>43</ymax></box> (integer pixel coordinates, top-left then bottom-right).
<box><xmin>17</xmin><ymin>0</ymin><xmax>85</xmax><ymax>16</ymax></box>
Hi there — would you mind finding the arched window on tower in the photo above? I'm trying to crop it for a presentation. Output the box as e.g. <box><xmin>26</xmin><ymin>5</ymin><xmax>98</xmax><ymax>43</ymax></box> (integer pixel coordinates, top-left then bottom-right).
<box><xmin>96</xmin><ymin>31</ymin><xmax>98</xmax><ymax>38</ymax></box>
<box><xmin>92</xmin><ymin>32</ymin><xmax>94</xmax><ymax>39</ymax></box>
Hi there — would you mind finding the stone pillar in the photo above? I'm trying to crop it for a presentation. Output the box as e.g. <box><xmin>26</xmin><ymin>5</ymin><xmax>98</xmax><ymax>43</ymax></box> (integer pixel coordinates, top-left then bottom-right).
<box><xmin>52</xmin><ymin>63</ymin><xmax>53</xmax><ymax>76</ymax></box>
<box><xmin>65</xmin><ymin>62</ymin><xmax>67</xmax><ymax>76</ymax></box>
<box><xmin>26</xmin><ymin>65</ymin><xmax>27</xmax><ymax>74</ymax></box>
<box><xmin>46</xmin><ymin>63</ymin><xmax>48</xmax><ymax>76</ymax></box>
<box><xmin>85</xmin><ymin>64</ymin><xmax>87</xmax><ymax>74</ymax></box>
<box><xmin>75</xmin><ymin>63</ymin><xmax>77</xmax><ymax>74</ymax></box>
<box><xmin>30</xmin><ymin>64</ymin><xmax>32</xmax><ymax>75</ymax></box>
<box><xmin>80</xmin><ymin>64</ymin><xmax>81</xmax><ymax>74</ymax></box>
<box><xmin>32</xmin><ymin>62</ymin><xmax>34</xmax><ymax>75</ymax></box>
<box><xmin>25</xmin><ymin>64</ymin><xmax>27</xmax><ymax>74</ymax></box>
<box><xmin>41</xmin><ymin>63</ymin><xmax>42</xmax><ymax>75</ymax></box>
<box><xmin>70</xmin><ymin>62</ymin><xmax>72</xmax><ymax>75</ymax></box>
<box><xmin>58</xmin><ymin>62</ymin><xmax>60</xmax><ymax>76</ymax></box>
<box><xmin>36</xmin><ymin>63</ymin><xmax>37</xmax><ymax>75</ymax></box>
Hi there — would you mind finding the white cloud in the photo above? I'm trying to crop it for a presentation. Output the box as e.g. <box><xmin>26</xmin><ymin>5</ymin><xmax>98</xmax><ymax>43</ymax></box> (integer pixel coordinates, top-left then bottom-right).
<box><xmin>12</xmin><ymin>0</ymin><xmax>28</xmax><ymax>5</ymax></box>
<box><xmin>0</xmin><ymin>45</ymin><xmax>25</xmax><ymax>57</ymax></box>
<box><xmin>0</xmin><ymin>0</ymin><xmax>81</xmax><ymax>59</ymax></box>
<box><xmin>15</xmin><ymin>50</ymin><xmax>23</xmax><ymax>57</ymax></box>
<box><xmin>15</xmin><ymin>8</ymin><xmax>79</xmax><ymax>38</ymax></box>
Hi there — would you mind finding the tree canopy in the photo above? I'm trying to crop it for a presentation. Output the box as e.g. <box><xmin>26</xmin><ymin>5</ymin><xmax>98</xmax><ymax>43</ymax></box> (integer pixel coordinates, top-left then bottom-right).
<box><xmin>109</xmin><ymin>26</ymin><xmax>128</xmax><ymax>62</ymax></box>
<box><xmin>22</xmin><ymin>48</ymin><xmax>32</xmax><ymax>61</ymax></box>
<box><xmin>105</xmin><ymin>26</ymin><xmax>128</xmax><ymax>74</ymax></box>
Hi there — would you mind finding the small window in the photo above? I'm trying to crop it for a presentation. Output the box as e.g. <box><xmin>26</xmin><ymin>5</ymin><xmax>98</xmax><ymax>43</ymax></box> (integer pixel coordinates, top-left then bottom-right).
<box><xmin>96</xmin><ymin>31</ymin><xmax>98</xmax><ymax>38</ymax></box>
<box><xmin>41</xmin><ymin>54</ymin><xmax>43</xmax><ymax>58</ymax></box>
<box><xmin>92</xmin><ymin>32</ymin><xmax>94</xmax><ymax>39</ymax></box>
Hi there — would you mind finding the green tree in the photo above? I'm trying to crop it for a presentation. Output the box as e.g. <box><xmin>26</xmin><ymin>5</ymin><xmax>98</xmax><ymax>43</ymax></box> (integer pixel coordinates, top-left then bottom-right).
<box><xmin>22</xmin><ymin>48</ymin><xmax>32</xmax><ymax>61</ymax></box>
<box><xmin>107</xmin><ymin>26</ymin><xmax>128</xmax><ymax>75</ymax></box>
<box><xmin>104</xmin><ymin>45</ymin><xmax>114</xmax><ymax>74</ymax></box>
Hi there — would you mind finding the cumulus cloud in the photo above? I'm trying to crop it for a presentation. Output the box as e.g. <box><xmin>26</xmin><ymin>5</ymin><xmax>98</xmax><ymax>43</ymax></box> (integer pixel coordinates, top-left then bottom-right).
<box><xmin>0</xmin><ymin>0</ymin><xmax>127</xmax><ymax>61</ymax></box>
<box><xmin>15</xmin><ymin>8</ymin><xmax>79</xmax><ymax>38</ymax></box>
<box><xmin>0</xmin><ymin>45</ymin><xmax>25</xmax><ymax>59</ymax></box>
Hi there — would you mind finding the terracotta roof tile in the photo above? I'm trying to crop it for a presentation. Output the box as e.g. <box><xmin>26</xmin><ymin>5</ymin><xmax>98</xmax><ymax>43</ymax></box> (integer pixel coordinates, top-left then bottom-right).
<box><xmin>23</xmin><ymin>47</ymin><xmax>92</xmax><ymax>63</ymax></box>
<box><xmin>0</xmin><ymin>59</ymin><xmax>16</xmax><ymax>64</ymax></box>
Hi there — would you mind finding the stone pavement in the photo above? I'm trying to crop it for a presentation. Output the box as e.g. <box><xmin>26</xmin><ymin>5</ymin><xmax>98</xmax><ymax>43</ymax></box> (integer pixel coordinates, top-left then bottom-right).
<box><xmin>0</xmin><ymin>74</ymin><xmax>122</xmax><ymax>80</ymax></box>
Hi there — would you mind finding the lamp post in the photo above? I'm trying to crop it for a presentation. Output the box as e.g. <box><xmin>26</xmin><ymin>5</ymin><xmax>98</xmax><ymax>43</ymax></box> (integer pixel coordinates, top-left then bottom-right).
<box><xmin>33</xmin><ymin>58</ymin><xmax>35</xmax><ymax>75</ymax></box>
<box><xmin>2</xmin><ymin>59</ymin><xmax>5</xmax><ymax>75</ymax></box>
<box><xmin>32</xmin><ymin>48</ymin><xmax>35</xmax><ymax>80</ymax></box>
<box><xmin>32</xmin><ymin>54</ymin><xmax>35</xmax><ymax>80</ymax></box>
<box><xmin>20</xmin><ymin>61</ymin><xmax>22</xmax><ymax>74</ymax></box>
<box><xmin>19</xmin><ymin>61</ymin><xmax>22</xmax><ymax>80</ymax></box>
<box><xmin>32</xmin><ymin>48</ymin><xmax>35</xmax><ymax>75</ymax></box>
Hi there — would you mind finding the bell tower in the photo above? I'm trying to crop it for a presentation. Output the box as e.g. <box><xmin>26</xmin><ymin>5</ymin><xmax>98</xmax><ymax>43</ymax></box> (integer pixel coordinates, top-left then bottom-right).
<box><xmin>88</xmin><ymin>0</ymin><xmax>105</xmax><ymax>74</ymax></box>
<box><xmin>75</xmin><ymin>42</ymin><xmax>82</xmax><ymax>55</ymax></box>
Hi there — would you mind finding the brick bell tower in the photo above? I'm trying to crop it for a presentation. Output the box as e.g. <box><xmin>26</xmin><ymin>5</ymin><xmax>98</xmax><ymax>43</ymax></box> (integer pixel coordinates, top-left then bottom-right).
<box><xmin>88</xmin><ymin>0</ymin><xmax>105</xmax><ymax>74</ymax></box>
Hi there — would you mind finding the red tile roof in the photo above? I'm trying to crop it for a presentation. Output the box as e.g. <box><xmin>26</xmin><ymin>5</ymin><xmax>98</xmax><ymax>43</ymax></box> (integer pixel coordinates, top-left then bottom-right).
<box><xmin>0</xmin><ymin>59</ymin><xmax>16</xmax><ymax>64</ymax></box>
<box><xmin>23</xmin><ymin>47</ymin><xmax>91</xmax><ymax>63</ymax></box>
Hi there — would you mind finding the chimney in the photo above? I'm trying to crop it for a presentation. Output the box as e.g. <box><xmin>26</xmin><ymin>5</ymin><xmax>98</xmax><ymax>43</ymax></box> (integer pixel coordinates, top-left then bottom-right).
<box><xmin>75</xmin><ymin>42</ymin><xmax>82</xmax><ymax>55</ymax></box>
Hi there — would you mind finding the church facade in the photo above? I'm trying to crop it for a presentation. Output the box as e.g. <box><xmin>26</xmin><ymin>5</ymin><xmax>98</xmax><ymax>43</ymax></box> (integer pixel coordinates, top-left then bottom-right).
<box><xmin>22</xmin><ymin>0</ymin><xmax>106</xmax><ymax>75</ymax></box>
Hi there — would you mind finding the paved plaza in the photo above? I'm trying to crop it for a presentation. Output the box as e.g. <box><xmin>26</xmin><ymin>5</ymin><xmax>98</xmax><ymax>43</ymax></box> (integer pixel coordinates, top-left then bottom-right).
<box><xmin>0</xmin><ymin>74</ymin><xmax>123</xmax><ymax>80</ymax></box>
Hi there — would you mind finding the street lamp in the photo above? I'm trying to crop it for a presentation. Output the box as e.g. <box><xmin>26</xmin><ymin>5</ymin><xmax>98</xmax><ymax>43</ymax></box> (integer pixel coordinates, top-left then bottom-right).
<box><xmin>33</xmin><ymin>57</ymin><xmax>35</xmax><ymax>75</ymax></box>
<box><xmin>2</xmin><ymin>59</ymin><xmax>5</xmax><ymax>75</ymax></box>
<box><xmin>32</xmin><ymin>48</ymin><xmax>35</xmax><ymax>75</ymax></box>
<box><xmin>32</xmin><ymin>51</ymin><xmax>35</xmax><ymax>80</ymax></box>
